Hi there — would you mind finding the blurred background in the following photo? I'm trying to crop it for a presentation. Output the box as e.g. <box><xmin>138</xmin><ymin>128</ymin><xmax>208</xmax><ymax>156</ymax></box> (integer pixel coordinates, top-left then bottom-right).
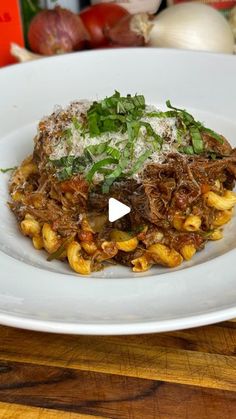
<box><xmin>1</xmin><ymin>0</ymin><xmax>236</xmax><ymax>67</ymax></box>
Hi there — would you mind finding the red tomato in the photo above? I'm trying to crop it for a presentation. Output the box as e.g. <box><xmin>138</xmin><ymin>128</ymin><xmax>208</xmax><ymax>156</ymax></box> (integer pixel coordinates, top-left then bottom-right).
<box><xmin>80</xmin><ymin>3</ymin><xmax>129</xmax><ymax>48</ymax></box>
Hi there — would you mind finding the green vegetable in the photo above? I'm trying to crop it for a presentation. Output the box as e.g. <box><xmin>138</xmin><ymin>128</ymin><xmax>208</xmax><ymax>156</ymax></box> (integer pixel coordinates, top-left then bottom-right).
<box><xmin>72</xmin><ymin>116</ymin><xmax>82</xmax><ymax>131</ymax></box>
<box><xmin>50</xmin><ymin>92</ymin><xmax>224</xmax><ymax>189</ymax></box>
<box><xmin>85</xmin><ymin>142</ymin><xmax>108</xmax><ymax>156</ymax></box>
<box><xmin>189</xmin><ymin>126</ymin><xmax>204</xmax><ymax>154</ymax></box>
<box><xmin>86</xmin><ymin>157</ymin><xmax>117</xmax><ymax>183</ymax></box>
<box><xmin>166</xmin><ymin>100</ymin><xmax>195</xmax><ymax>125</ymax></box>
<box><xmin>47</xmin><ymin>235</ymin><xmax>75</xmax><ymax>262</ymax></box>
<box><xmin>141</xmin><ymin>121</ymin><xmax>162</xmax><ymax>150</ymax></box>
<box><xmin>202</xmin><ymin>127</ymin><xmax>223</xmax><ymax>143</ymax></box>
<box><xmin>210</xmin><ymin>153</ymin><xmax>217</xmax><ymax>160</ymax></box>
<box><xmin>50</xmin><ymin>156</ymin><xmax>76</xmax><ymax>168</ymax></box>
<box><xmin>87</xmin><ymin>91</ymin><xmax>146</xmax><ymax>138</ymax></box>
<box><xmin>106</xmin><ymin>146</ymin><xmax>121</xmax><ymax>160</ymax></box>
<box><xmin>102</xmin><ymin>165</ymin><xmax>123</xmax><ymax>194</ymax></box>
<box><xmin>57</xmin><ymin>166</ymin><xmax>73</xmax><ymax>181</ymax></box>
<box><xmin>50</xmin><ymin>155</ymin><xmax>90</xmax><ymax>180</ymax></box>
<box><xmin>84</xmin><ymin>92</ymin><xmax>162</xmax><ymax>191</ymax></box>
<box><xmin>128</xmin><ymin>150</ymin><xmax>152</xmax><ymax>175</ymax></box>
<box><xmin>65</xmin><ymin>129</ymin><xmax>72</xmax><ymax>138</ymax></box>
<box><xmin>178</xmin><ymin>146</ymin><xmax>194</xmax><ymax>155</ymax></box>
<box><xmin>166</xmin><ymin>100</ymin><xmax>223</xmax><ymax>154</ymax></box>
<box><xmin>0</xmin><ymin>166</ymin><xmax>17</xmax><ymax>173</ymax></box>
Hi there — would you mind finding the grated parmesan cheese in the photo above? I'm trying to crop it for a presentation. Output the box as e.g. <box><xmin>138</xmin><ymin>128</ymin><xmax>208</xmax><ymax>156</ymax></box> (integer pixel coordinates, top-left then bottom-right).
<box><xmin>36</xmin><ymin>100</ymin><xmax>184</xmax><ymax>182</ymax></box>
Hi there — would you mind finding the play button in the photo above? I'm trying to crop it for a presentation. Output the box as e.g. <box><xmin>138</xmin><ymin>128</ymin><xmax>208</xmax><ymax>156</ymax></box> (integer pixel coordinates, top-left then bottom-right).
<box><xmin>108</xmin><ymin>198</ymin><xmax>131</xmax><ymax>223</ymax></box>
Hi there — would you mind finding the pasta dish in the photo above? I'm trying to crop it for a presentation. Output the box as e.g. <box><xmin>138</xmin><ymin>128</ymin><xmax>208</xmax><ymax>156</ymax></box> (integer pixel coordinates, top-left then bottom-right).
<box><xmin>9</xmin><ymin>92</ymin><xmax>236</xmax><ymax>275</ymax></box>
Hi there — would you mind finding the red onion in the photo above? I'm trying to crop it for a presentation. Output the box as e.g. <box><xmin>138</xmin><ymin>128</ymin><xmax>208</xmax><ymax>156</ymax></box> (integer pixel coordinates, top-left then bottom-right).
<box><xmin>106</xmin><ymin>13</ymin><xmax>150</xmax><ymax>47</ymax></box>
<box><xmin>28</xmin><ymin>6</ymin><xmax>90</xmax><ymax>55</ymax></box>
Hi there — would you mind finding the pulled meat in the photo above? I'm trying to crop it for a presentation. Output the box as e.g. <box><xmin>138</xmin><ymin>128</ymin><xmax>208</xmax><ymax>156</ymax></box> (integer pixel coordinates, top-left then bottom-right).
<box><xmin>9</xmin><ymin>129</ymin><xmax>236</xmax><ymax>267</ymax></box>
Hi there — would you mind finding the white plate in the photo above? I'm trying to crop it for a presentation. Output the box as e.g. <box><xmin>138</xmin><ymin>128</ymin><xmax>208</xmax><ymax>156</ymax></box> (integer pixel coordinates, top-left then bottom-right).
<box><xmin>0</xmin><ymin>48</ymin><xmax>236</xmax><ymax>335</ymax></box>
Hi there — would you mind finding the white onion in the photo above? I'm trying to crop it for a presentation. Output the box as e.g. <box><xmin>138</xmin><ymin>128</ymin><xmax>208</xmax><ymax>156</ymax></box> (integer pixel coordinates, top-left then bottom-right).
<box><xmin>148</xmin><ymin>3</ymin><xmax>234</xmax><ymax>54</ymax></box>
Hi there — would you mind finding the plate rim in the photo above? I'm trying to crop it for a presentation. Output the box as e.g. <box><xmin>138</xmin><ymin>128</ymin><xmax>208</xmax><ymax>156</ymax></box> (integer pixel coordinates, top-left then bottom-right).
<box><xmin>1</xmin><ymin>47</ymin><xmax>236</xmax><ymax>334</ymax></box>
<box><xmin>0</xmin><ymin>306</ymin><xmax>235</xmax><ymax>335</ymax></box>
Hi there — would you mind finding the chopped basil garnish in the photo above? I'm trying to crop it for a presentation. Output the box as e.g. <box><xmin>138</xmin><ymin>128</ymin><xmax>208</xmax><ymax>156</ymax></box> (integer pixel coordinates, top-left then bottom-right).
<box><xmin>0</xmin><ymin>166</ymin><xmax>17</xmax><ymax>173</ymax></box>
<box><xmin>202</xmin><ymin>127</ymin><xmax>223</xmax><ymax>143</ymax></box>
<box><xmin>49</xmin><ymin>92</ymin><xmax>225</xmax><ymax>191</ymax></box>
<box><xmin>72</xmin><ymin>116</ymin><xmax>82</xmax><ymax>131</ymax></box>
<box><xmin>50</xmin><ymin>155</ymin><xmax>90</xmax><ymax>181</ymax></box>
<box><xmin>189</xmin><ymin>126</ymin><xmax>204</xmax><ymax>154</ymax></box>
<box><xmin>178</xmin><ymin>146</ymin><xmax>194</xmax><ymax>155</ymax></box>
<box><xmin>166</xmin><ymin>100</ymin><xmax>223</xmax><ymax>154</ymax></box>
<box><xmin>128</xmin><ymin>150</ymin><xmax>153</xmax><ymax>175</ymax></box>
<box><xmin>85</xmin><ymin>142</ymin><xmax>109</xmax><ymax>156</ymax></box>
<box><xmin>86</xmin><ymin>157</ymin><xmax>118</xmax><ymax>183</ymax></box>
<box><xmin>87</xmin><ymin>91</ymin><xmax>146</xmax><ymax>138</ymax></box>
<box><xmin>106</xmin><ymin>146</ymin><xmax>121</xmax><ymax>160</ymax></box>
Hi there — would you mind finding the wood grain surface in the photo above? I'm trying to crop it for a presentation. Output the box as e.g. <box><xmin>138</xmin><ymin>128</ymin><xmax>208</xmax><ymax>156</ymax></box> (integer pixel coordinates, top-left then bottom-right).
<box><xmin>0</xmin><ymin>322</ymin><xmax>235</xmax><ymax>418</ymax></box>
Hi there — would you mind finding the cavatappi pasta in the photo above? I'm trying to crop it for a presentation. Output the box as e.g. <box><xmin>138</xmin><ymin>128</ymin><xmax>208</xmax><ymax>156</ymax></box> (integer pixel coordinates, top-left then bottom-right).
<box><xmin>8</xmin><ymin>92</ymin><xmax>236</xmax><ymax>274</ymax></box>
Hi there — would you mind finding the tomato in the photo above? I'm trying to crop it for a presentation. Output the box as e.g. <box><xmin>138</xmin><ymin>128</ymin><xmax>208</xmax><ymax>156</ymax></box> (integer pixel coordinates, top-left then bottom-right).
<box><xmin>80</xmin><ymin>3</ymin><xmax>129</xmax><ymax>48</ymax></box>
<box><xmin>201</xmin><ymin>183</ymin><xmax>211</xmax><ymax>194</ymax></box>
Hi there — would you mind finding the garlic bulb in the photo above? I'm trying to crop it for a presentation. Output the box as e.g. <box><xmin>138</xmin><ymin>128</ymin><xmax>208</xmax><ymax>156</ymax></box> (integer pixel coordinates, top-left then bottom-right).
<box><xmin>148</xmin><ymin>3</ymin><xmax>234</xmax><ymax>54</ymax></box>
<box><xmin>11</xmin><ymin>43</ymin><xmax>42</xmax><ymax>63</ymax></box>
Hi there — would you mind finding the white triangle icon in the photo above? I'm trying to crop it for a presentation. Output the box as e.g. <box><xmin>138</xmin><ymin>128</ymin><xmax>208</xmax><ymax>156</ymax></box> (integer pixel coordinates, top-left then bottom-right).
<box><xmin>108</xmin><ymin>198</ymin><xmax>131</xmax><ymax>223</ymax></box>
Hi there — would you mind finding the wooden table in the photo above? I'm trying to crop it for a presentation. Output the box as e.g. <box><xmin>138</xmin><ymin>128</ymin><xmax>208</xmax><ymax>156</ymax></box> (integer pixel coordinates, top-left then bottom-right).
<box><xmin>0</xmin><ymin>321</ymin><xmax>235</xmax><ymax>418</ymax></box>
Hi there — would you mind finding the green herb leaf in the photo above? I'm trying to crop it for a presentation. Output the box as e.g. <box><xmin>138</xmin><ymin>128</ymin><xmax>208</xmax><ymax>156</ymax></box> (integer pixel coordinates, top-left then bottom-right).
<box><xmin>50</xmin><ymin>156</ymin><xmax>75</xmax><ymax>168</ymax></box>
<box><xmin>47</xmin><ymin>235</ymin><xmax>75</xmax><ymax>262</ymax></box>
<box><xmin>210</xmin><ymin>153</ymin><xmax>217</xmax><ymax>160</ymax></box>
<box><xmin>102</xmin><ymin>165</ymin><xmax>123</xmax><ymax>193</ymax></box>
<box><xmin>50</xmin><ymin>155</ymin><xmax>91</xmax><ymax>180</ymax></box>
<box><xmin>141</xmin><ymin>121</ymin><xmax>162</xmax><ymax>149</ymax></box>
<box><xmin>85</xmin><ymin>142</ymin><xmax>108</xmax><ymax>156</ymax></box>
<box><xmin>72</xmin><ymin>116</ymin><xmax>82</xmax><ymax>131</ymax></box>
<box><xmin>106</xmin><ymin>146</ymin><xmax>121</xmax><ymax>160</ymax></box>
<box><xmin>86</xmin><ymin>157</ymin><xmax>117</xmax><ymax>183</ymax></box>
<box><xmin>179</xmin><ymin>146</ymin><xmax>195</xmax><ymax>155</ymax></box>
<box><xmin>190</xmin><ymin>126</ymin><xmax>204</xmax><ymax>154</ymax></box>
<box><xmin>166</xmin><ymin>100</ymin><xmax>223</xmax><ymax>151</ymax></box>
<box><xmin>202</xmin><ymin>128</ymin><xmax>224</xmax><ymax>144</ymax></box>
<box><xmin>57</xmin><ymin>166</ymin><xmax>73</xmax><ymax>181</ymax></box>
<box><xmin>166</xmin><ymin>100</ymin><xmax>194</xmax><ymax>124</ymax></box>
<box><xmin>0</xmin><ymin>166</ymin><xmax>17</xmax><ymax>173</ymax></box>
<box><xmin>128</xmin><ymin>150</ymin><xmax>152</xmax><ymax>176</ymax></box>
<box><xmin>87</xmin><ymin>91</ymin><xmax>146</xmax><ymax>138</ymax></box>
<box><xmin>87</xmin><ymin>110</ymin><xmax>100</xmax><ymax>137</ymax></box>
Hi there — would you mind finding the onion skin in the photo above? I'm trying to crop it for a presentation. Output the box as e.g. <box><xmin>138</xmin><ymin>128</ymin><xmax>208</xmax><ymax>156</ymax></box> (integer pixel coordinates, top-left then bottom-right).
<box><xmin>106</xmin><ymin>14</ymin><xmax>146</xmax><ymax>47</ymax></box>
<box><xmin>28</xmin><ymin>7</ymin><xmax>90</xmax><ymax>55</ymax></box>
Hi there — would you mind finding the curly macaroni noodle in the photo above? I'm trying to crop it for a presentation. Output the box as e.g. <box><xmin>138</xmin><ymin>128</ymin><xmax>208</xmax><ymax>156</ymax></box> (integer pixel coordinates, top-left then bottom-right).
<box><xmin>8</xmin><ymin>94</ymin><xmax>236</xmax><ymax>275</ymax></box>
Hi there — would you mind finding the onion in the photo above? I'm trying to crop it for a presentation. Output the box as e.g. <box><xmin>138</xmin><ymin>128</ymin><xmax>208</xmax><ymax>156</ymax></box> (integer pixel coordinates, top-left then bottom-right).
<box><xmin>11</xmin><ymin>43</ymin><xmax>42</xmax><ymax>63</ymax></box>
<box><xmin>147</xmin><ymin>3</ymin><xmax>234</xmax><ymax>54</ymax></box>
<box><xmin>106</xmin><ymin>13</ymin><xmax>151</xmax><ymax>47</ymax></box>
<box><xmin>28</xmin><ymin>6</ymin><xmax>90</xmax><ymax>55</ymax></box>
